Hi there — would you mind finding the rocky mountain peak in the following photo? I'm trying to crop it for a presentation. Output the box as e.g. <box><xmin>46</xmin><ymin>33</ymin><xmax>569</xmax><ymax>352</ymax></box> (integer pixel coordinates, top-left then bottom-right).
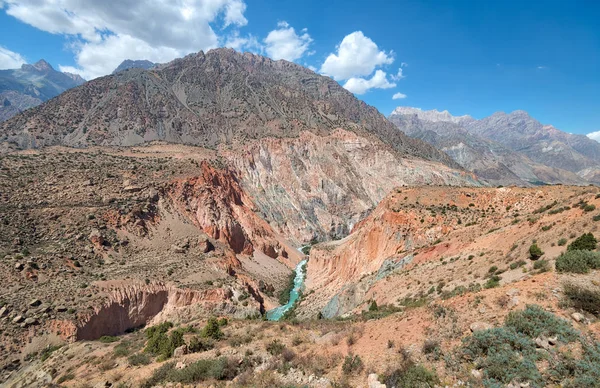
<box><xmin>391</xmin><ymin>106</ymin><xmax>473</xmax><ymax>124</ymax></box>
<box><xmin>112</xmin><ymin>59</ymin><xmax>155</xmax><ymax>74</ymax></box>
<box><xmin>20</xmin><ymin>59</ymin><xmax>54</xmax><ymax>73</ymax></box>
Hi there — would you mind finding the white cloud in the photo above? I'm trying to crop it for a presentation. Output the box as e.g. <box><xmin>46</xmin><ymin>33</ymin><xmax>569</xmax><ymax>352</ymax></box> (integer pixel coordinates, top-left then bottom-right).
<box><xmin>343</xmin><ymin>70</ymin><xmax>396</xmax><ymax>95</ymax></box>
<box><xmin>537</xmin><ymin>66</ymin><xmax>547</xmax><ymax>70</ymax></box>
<box><xmin>392</xmin><ymin>92</ymin><xmax>407</xmax><ymax>100</ymax></box>
<box><xmin>224</xmin><ymin>31</ymin><xmax>262</xmax><ymax>53</ymax></box>
<box><xmin>391</xmin><ymin>67</ymin><xmax>405</xmax><ymax>81</ymax></box>
<box><xmin>0</xmin><ymin>46</ymin><xmax>26</xmax><ymax>69</ymax></box>
<box><xmin>2</xmin><ymin>0</ymin><xmax>249</xmax><ymax>79</ymax></box>
<box><xmin>320</xmin><ymin>31</ymin><xmax>393</xmax><ymax>81</ymax></box>
<box><xmin>263</xmin><ymin>21</ymin><xmax>312</xmax><ymax>61</ymax></box>
<box><xmin>587</xmin><ymin>131</ymin><xmax>600</xmax><ymax>143</ymax></box>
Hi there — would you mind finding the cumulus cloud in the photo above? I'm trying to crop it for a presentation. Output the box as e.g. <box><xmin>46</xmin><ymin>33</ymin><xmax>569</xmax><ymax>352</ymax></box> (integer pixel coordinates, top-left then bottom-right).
<box><xmin>0</xmin><ymin>46</ymin><xmax>26</xmax><ymax>69</ymax></box>
<box><xmin>343</xmin><ymin>70</ymin><xmax>396</xmax><ymax>95</ymax></box>
<box><xmin>224</xmin><ymin>31</ymin><xmax>262</xmax><ymax>53</ymax></box>
<box><xmin>263</xmin><ymin>21</ymin><xmax>312</xmax><ymax>61</ymax></box>
<box><xmin>587</xmin><ymin>131</ymin><xmax>600</xmax><ymax>143</ymax></box>
<box><xmin>1</xmin><ymin>0</ymin><xmax>249</xmax><ymax>79</ymax></box>
<box><xmin>392</xmin><ymin>92</ymin><xmax>407</xmax><ymax>99</ymax></box>
<box><xmin>320</xmin><ymin>31</ymin><xmax>393</xmax><ymax>81</ymax></box>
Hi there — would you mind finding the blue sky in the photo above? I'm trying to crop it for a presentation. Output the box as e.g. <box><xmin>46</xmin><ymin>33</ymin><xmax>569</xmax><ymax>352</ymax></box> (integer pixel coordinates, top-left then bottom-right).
<box><xmin>0</xmin><ymin>0</ymin><xmax>598</xmax><ymax>134</ymax></box>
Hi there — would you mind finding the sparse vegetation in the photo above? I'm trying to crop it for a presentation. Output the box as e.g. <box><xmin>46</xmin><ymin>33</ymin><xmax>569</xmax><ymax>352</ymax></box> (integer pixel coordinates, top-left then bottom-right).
<box><xmin>562</xmin><ymin>283</ymin><xmax>600</xmax><ymax>317</ymax></box>
<box><xmin>555</xmin><ymin>250</ymin><xmax>600</xmax><ymax>273</ymax></box>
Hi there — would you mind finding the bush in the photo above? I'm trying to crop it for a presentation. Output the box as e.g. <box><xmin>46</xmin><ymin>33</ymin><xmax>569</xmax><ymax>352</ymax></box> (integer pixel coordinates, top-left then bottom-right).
<box><xmin>341</xmin><ymin>354</ymin><xmax>363</xmax><ymax>374</ymax></box>
<box><xmin>555</xmin><ymin>250</ymin><xmax>600</xmax><ymax>274</ymax></box>
<box><xmin>128</xmin><ymin>353</ymin><xmax>151</xmax><ymax>366</ymax></box>
<box><xmin>533</xmin><ymin>259</ymin><xmax>550</xmax><ymax>273</ymax></box>
<box><xmin>144</xmin><ymin>322</ymin><xmax>185</xmax><ymax>359</ymax></box>
<box><xmin>266</xmin><ymin>340</ymin><xmax>285</xmax><ymax>356</ymax></box>
<box><xmin>484</xmin><ymin>275</ymin><xmax>501</xmax><ymax>289</ymax></box>
<box><xmin>164</xmin><ymin>357</ymin><xmax>236</xmax><ymax>383</ymax></box>
<box><xmin>563</xmin><ymin>283</ymin><xmax>600</xmax><ymax>317</ymax></box>
<box><xmin>98</xmin><ymin>335</ymin><xmax>119</xmax><ymax>343</ymax></box>
<box><xmin>504</xmin><ymin>305</ymin><xmax>579</xmax><ymax>342</ymax></box>
<box><xmin>461</xmin><ymin>327</ymin><xmax>542</xmax><ymax>386</ymax></box>
<box><xmin>567</xmin><ymin>233</ymin><xmax>597</xmax><ymax>251</ymax></box>
<box><xmin>383</xmin><ymin>362</ymin><xmax>439</xmax><ymax>388</ymax></box>
<box><xmin>201</xmin><ymin>317</ymin><xmax>223</xmax><ymax>340</ymax></box>
<box><xmin>583</xmin><ymin>204</ymin><xmax>596</xmax><ymax>212</ymax></box>
<box><xmin>40</xmin><ymin>345</ymin><xmax>62</xmax><ymax>362</ymax></box>
<box><xmin>529</xmin><ymin>243</ymin><xmax>544</xmax><ymax>259</ymax></box>
<box><xmin>558</xmin><ymin>238</ymin><xmax>568</xmax><ymax>246</ymax></box>
<box><xmin>368</xmin><ymin>300</ymin><xmax>378</xmax><ymax>311</ymax></box>
<box><xmin>189</xmin><ymin>336</ymin><xmax>214</xmax><ymax>353</ymax></box>
<box><xmin>422</xmin><ymin>339</ymin><xmax>441</xmax><ymax>359</ymax></box>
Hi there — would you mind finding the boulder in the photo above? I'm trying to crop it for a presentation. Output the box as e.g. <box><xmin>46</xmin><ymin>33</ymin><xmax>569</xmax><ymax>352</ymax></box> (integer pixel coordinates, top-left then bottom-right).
<box><xmin>24</xmin><ymin>317</ymin><xmax>37</xmax><ymax>326</ymax></box>
<box><xmin>173</xmin><ymin>345</ymin><xmax>187</xmax><ymax>358</ymax></box>
<box><xmin>29</xmin><ymin>299</ymin><xmax>42</xmax><ymax>307</ymax></box>
<box><xmin>470</xmin><ymin>322</ymin><xmax>493</xmax><ymax>332</ymax></box>
<box><xmin>535</xmin><ymin>336</ymin><xmax>550</xmax><ymax>350</ymax></box>
<box><xmin>198</xmin><ymin>237</ymin><xmax>214</xmax><ymax>253</ymax></box>
<box><xmin>14</xmin><ymin>262</ymin><xmax>23</xmax><ymax>271</ymax></box>
<box><xmin>367</xmin><ymin>374</ymin><xmax>386</xmax><ymax>388</ymax></box>
<box><xmin>12</xmin><ymin>315</ymin><xmax>23</xmax><ymax>324</ymax></box>
<box><xmin>571</xmin><ymin>312</ymin><xmax>585</xmax><ymax>323</ymax></box>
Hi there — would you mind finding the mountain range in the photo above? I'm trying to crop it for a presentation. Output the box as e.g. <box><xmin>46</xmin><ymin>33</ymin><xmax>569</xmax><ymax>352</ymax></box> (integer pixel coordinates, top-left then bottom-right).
<box><xmin>390</xmin><ymin>107</ymin><xmax>600</xmax><ymax>186</ymax></box>
<box><xmin>0</xmin><ymin>60</ymin><xmax>85</xmax><ymax>122</ymax></box>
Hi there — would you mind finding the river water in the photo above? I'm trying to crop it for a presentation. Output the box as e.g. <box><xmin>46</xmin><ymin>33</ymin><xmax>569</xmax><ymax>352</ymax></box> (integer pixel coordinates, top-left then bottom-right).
<box><xmin>266</xmin><ymin>258</ymin><xmax>308</xmax><ymax>320</ymax></box>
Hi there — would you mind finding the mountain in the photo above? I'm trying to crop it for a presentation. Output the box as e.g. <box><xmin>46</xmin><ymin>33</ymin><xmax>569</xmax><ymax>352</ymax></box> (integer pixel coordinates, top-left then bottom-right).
<box><xmin>112</xmin><ymin>59</ymin><xmax>155</xmax><ymax>74</ymax></box>
<box><xmin>0</xmin><ymin>49</ymin><xmax>458</xmax><ymax>170</ymax></box>
<box><xmin>466</xmin><ymin>110</ymin><xmax>600</xmax><ymax>175</ymax></box>
<box><xmin>0</xmin><ymin>59</ymin><xmax>86</xmax><ymax>122</ymax></box>
<box><xmin>390</xmin><ymin>107</ymin><xmax>595</xmax><ymax>186</ymax></box>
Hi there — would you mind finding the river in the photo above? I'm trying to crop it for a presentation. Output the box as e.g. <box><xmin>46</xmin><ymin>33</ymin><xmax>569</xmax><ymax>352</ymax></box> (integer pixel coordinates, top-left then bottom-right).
<box><xmin>266</xmin><ymin>258</ymin><xmax>308</xmax><ymax>320</ymax></box>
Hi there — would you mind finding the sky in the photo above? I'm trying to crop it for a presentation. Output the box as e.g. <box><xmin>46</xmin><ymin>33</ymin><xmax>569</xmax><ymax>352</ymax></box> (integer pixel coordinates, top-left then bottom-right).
<box><xmin>0</xmin><ymin>0</ymin><xmax>598</xmax><ymax>136</ymax></box>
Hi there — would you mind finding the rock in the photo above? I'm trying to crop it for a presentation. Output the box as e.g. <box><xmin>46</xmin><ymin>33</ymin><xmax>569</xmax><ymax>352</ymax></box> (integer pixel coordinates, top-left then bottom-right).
<box><xmin>548</xmin><ymin>336</ymin><xmax>558</xmax><ymax>345</ymax></box>
<box><xmin>367</xmin><ymin>374</ymin><xmax>386</xmax><ymax>388</ymax></box>
<box><xmin>171</xmin><ymin>244</ymin><xmax>186</xmax><ymax>254</ymax></box>
<box><xmin>571</xmin><ymin>312</ymin><xmax>585</xmax><ymax>323</ymax></box>
<box><xmin>173</xmin><ymin>345</ymin><xmax>187</xmax><ymax>357</ymax></box>
<box><xmin>471</xmin><ymin>369</ymin><xmax>483</xmax><ymax>379</ymax></box>
<box><xmin>535</xmin><ymin>336</ymin><xmax>550</xmax><ymax>350</ymax></box>
<box><xmin>29</xmin><ymin>299</ymin><xmax>42</xmax><ymax>307</ymax></box>
<box><xmin>24</xmin><ymin>317</ymin><xmax>37</xmax><ymax>326</ymax></box>
<box><xmin>56</xmin><ymin>306</ymin><xmax>67</xmax><ymax>312</ymax></box>
<box><xmin>506</xmin><ymin>288</ymin><xmax>520</xmax><ymax>297</ymax></box>
<box><xmin>508</xmin><ymin>296</ymin><xmax>519</xmax><ymax>308</ymax></box>
<box><xmin>12</xmin><ymin>315</ymin><xmax>23</xmax><ymax>324</ymax></box>
<box><xmin>123</xmin><ymin>185</ymin><xmax>142</xmax><ymax>193</ymax></box>
<box><xmin>470</xmin><ymin>322</ymin><xmax>492</xmax><ymax>332</ymax></box>
<box><xmin>0</xmin><ymin>306</ymin><xmax>8</xmax><ymax>317</ymax></box>
<box><xmin>89</xmin><ymin>229</ymin><xmax>105</xmax><ymax>246</ymax></box>
<box><xmin>175</xmin><ymin>361</ymin><xmax>186</xmax><ymax>369</ymax></box>
<box><xmin>14</xmin><ymin>262</ymin><xmax>23</xmax><ymax>271</ymax></box>
<box><xmin>198</xmin><ymin>237</ymin><xmax>214</xmax><ymax>253</ymax></box>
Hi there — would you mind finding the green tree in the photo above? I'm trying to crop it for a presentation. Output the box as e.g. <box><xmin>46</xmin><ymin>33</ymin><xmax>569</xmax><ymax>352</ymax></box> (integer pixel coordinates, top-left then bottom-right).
<box><xmin>567</xmin><ymin>233</ymin><xmax>597</xmax><ymax>251</ymax></box>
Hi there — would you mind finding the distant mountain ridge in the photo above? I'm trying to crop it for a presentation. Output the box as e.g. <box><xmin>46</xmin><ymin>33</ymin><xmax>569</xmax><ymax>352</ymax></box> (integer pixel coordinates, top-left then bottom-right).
<box><xmin>390</xmin><ymin>107</ymin><xmax>600</xmax><ymax>185</ymax></box>
<box><xmin>0</xmin><ymin>59</ymin><xmax>85</xmax><ymax>122</ymax></box>
<box><xmin>112</xmin><ymin>59</ymin><xmax>155</xmax><ymax>74</ymax></box>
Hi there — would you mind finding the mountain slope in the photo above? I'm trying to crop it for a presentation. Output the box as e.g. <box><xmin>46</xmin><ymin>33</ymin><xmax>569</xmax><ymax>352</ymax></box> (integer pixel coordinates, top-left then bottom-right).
<box><xmin>0</xmin><ymin>48</ymin><xmax>459</xmax><ymax>170</ymax></box>
<box><xmin>390</xmin><ymin>107</ymin><xmax>591</xmax><ymax>186</ymax></box>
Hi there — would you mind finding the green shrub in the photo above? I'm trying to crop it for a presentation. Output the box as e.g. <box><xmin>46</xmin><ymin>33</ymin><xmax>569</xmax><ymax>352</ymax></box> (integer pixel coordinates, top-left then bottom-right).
<box><xmin>188</xmin><ymin>336</ymin><xmax>214</xmax><ymax>353</ymax></box>
<box><xmin>279</xmin><ymin>271</ymin><xmax>296</xmax><ymax>305</ymax></box>
<box><xmin>583</xmin><ymin>204</ymin><xmax>596</xmax><ymax>212</ymax></box>
<box><xmin>341</xmin><ymin>354</ymin><xmax>363</xmax><ymax>374</ymax></box>
<box><xmin>368</xmin><ymin>300</ymin><xmax>378</xmax><ymax>312</ymax></box>
<box><xmin>558</xmin><ymin>238</ymin><xmax>568</xmax><ymax>246</ymax></box>
<box><xmin>563</xmin><ymin>283</ymin><xmax>600</xmax><ymax>317</ymax></box>
<box><xmin>504</xmin><ymin>305</ymin><xmax>579</xmax><ymax>342</ymax></box>
<box><xmin>383</xmin><ymin>363</ymin><xmax>439</xmax><ymax>388</ymax></box>
<box><xmin>593</xmin><ymin>214</ymin><xmax>600</xmax><ymax>222</ymax></box>
<box><xmin>529</xmin><ymin>243</ymin><xmax>544</xmax><ymax>259</ymax></box>
<box><xmin>555</xmin><ymin>250</ymin><xmax>600</xmax><ymax>274</ymax></box>
<box><xmin>144</xmin><ymin>322</ymin><xmax>185</xmax><ymax>359</ymax></box>
<box><xmin>266</xmin><ymin>340</ymin><xmax>285</xmax><ymax>356</ymax></box>
<box><xmin>510</xmin><ymin>260</ymin><xmax>527</xmax><ymax>270</ymax></box>
<box><xmin>98</xmin><ymin>335</ymin><xmax>119</xmax><ymax>343</ymax></box>
<box><xmin>163</xmin><ymin>357</ymin><xmax>236</xmax><ymax>383</ymax></box>
<box><xmin>40</xmin><ymin>345</ymin><xmax>62</xmax><ymax>362</ymax></box>
<box><xmin>461</xmin><ymin>327</ymin><xmax>542</xmax><ymax>386</ymax></box>
<box><xmin>128</xmin><ymin>353</ymin><xmax>151</xmax><ymax>366</ymax></box>
<box><xmin>567</xmin><ymin>233</ymin><xmax>597</xmax><ymax>251</ymax></box>
<box><xmin>533</xmin><ymin>259</ymin><xmax>550</xmax><ymax>273</ymax></box>
<box><xmin>200</xmin><ymin>317</ymin><xmax>223</xmax><ymax>340</ymax></box>
<box><xmin>484</xmin><ymin>275</ymin><xmax>501</xmax><ymax>289</ymax></box>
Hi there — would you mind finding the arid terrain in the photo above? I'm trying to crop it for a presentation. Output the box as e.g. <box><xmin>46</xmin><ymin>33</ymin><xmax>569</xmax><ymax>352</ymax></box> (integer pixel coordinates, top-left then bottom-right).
<box><xmin>0</xmin><ymin>49</ymin><xmax>598</xmax><ymax>388</ymax></box>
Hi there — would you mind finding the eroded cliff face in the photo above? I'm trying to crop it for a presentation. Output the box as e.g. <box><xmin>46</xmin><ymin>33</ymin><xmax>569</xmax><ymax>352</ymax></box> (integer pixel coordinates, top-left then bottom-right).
<box><xmin>224</xmin><ymin>129</ymin><xmax>480</xmax><ymax>244</ymax></box>
<box><xmin>64</xmin><ymin>281</ymin><xmax>240</xmax><ymax>341</ymax></box>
